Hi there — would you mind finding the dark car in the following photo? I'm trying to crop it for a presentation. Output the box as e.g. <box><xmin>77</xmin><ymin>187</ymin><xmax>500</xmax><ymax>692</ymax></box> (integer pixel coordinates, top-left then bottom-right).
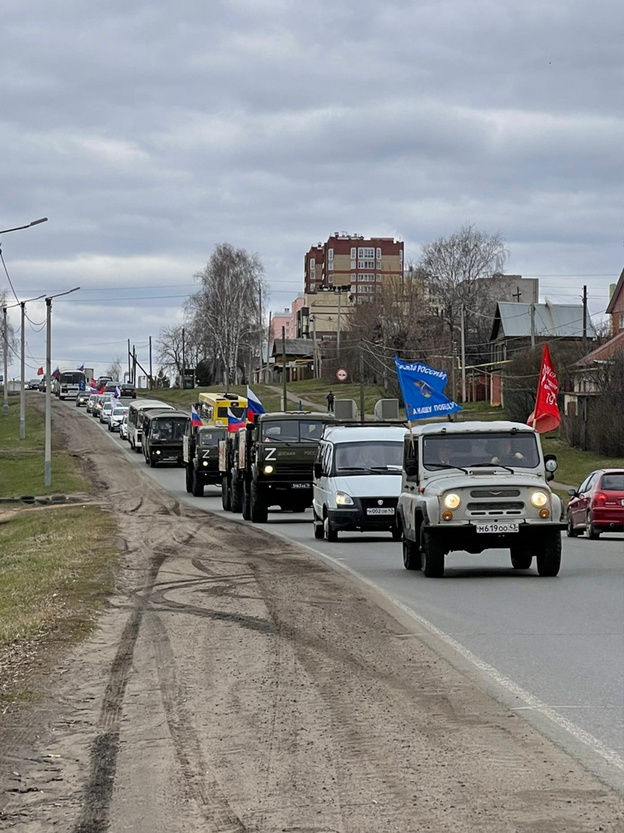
<box><xmin>27</xmin><ymin>378</ymin><xmax>41</xmax><ymax>390</ymax></box>
<box><xmin>567</xmin><ymin>469</ymin><xmax>624</xmax><ymax>538</ymax></box>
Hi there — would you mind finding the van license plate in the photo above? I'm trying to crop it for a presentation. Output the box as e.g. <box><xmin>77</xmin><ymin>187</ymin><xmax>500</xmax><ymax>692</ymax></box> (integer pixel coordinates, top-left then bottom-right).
<box><xmin>367</xmin><ymin>507</ymin><xmax>394</xmax><ymax>515</ymax></box>
<box><xmin>475</xmin><ymin>522</ymin><xmax>519</xmax><ymax>534</ymax></box>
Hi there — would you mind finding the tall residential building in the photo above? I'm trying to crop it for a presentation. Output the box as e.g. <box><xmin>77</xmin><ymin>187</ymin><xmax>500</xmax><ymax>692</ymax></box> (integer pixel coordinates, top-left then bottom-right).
<box><xmin>304</xmin><ymin>231</ymin><xmax>404</xmax><ymax>304</ymax></box>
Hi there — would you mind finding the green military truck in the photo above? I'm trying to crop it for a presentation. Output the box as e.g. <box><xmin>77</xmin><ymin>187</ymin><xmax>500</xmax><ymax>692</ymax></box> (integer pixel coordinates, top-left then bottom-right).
<box><xmin>183</xmin><ymin>423</ymin><xmax>227</xmax><ymax>497</ymax></box>
<box><xmin>234</xmin><ymin>412</ymin><xmax>333</xmax><ymax>523</ymax></box>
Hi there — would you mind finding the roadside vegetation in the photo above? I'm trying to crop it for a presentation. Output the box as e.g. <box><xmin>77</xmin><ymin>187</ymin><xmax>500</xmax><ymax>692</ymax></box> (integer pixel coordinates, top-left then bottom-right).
<box><xmin>0</xmin><ymin>393</ymin><xmax>118</xmax><ymax>701</ymax></box>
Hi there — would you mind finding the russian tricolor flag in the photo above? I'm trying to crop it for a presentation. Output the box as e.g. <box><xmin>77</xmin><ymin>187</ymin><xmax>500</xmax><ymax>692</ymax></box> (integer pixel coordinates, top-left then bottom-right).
<box><xmin>227</xmin><ymin>407</ymin><xmax>246</xmax><ymax>433</ymax></box>
<box><xmin>246</xmin><ymin>385</ymin><xmax>265</xmax><ymax>422</ymax></box>
<box><xmin>191</xmin><ymin>405</ymin><xmax>203</xmax><ymax>427</ymax></box>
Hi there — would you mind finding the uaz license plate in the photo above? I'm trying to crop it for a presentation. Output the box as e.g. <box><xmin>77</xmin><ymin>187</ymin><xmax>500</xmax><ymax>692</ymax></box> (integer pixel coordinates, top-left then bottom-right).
<box><xmin>367</xmin><ymin>507</ymin><xmax>394</xmax><ymax>516</ymax></box>
<box><xmin>475</xmin><ymin>522</ymin><xmax>519</xmax><ymax>534</ymax></box>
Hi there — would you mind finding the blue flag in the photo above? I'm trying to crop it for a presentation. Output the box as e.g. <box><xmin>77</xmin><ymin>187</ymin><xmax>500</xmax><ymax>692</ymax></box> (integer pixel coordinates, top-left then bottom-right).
<box><xmin>394</xmin><ymin>357</ymin><xmax>462</xmax><ymax>422</ymax></box>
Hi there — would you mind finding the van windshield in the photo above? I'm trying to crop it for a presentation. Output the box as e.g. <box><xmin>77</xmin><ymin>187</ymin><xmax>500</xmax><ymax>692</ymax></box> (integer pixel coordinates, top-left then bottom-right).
<box><xmin>334</xmin><ymin>441</ymin><xmax>403</xmax><ymax>473</ymax></box>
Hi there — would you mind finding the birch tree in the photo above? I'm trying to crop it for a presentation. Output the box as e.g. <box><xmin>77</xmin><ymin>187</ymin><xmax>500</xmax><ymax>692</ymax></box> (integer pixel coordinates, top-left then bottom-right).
<box><xmin>188</xmin><ymin>244</ymin><xmax>265</xmax><ymax>386</ymax></box>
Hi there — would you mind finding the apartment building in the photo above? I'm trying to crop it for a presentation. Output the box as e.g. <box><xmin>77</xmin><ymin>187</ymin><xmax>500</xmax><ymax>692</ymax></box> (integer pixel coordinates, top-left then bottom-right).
<box><xmin>304</xmin><ymin>231</ymin><xmax>404</xmax><ymax>304</ymax></box>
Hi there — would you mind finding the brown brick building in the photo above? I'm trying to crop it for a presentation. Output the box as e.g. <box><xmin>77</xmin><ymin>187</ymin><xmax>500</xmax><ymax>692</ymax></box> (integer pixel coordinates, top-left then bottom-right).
<box><xmin>304</xmin><ymin>231</ymin><xmax>404</xmax><ymax>303</ymax></box>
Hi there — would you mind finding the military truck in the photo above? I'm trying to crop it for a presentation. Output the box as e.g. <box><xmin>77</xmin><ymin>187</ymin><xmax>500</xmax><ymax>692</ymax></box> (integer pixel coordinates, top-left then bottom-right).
<box><xmin>141</xmin><ymin>408</ymin><xmax>190</xmax><ymax>468</ymax></box>
<box><xmin>396</xmin><ymin>421</ymin><xmax>565</xmax><ymax>578</ymax></box>
<box><xmin>183</xmin><ymin>423</ymin><xmax>226</xmax><ymax>497</ymax></box>
<box><xmin>233</xmin><ymin>411</ymin><xmax>333</xmax><ymax>523</ymax></box>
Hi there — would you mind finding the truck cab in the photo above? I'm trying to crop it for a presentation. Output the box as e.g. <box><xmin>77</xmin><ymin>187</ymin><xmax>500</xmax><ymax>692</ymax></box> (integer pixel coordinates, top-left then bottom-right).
<box><xmin>183</xmin><ymin>424</ymin><xmax>226</xmax><ymax>497</ymax></box>
<box><xmin>397</xmin><ymin>421</ymin><xmax>564</xmax><ymax>577</ymax></box>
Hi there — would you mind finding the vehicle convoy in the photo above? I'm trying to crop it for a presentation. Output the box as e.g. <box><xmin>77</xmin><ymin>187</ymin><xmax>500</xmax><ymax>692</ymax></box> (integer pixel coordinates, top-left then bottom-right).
<box><xmin>312</xmin><ymin>423</ymin><xmax>406</xmax><ymax>542</ymax></box>
<box><xmin>396</xmin><ymin>421</ymin><xmax>565</xmax><ymax>578</ymax></box>
<box><xmin>197</xmin><ymin>392</ymin><xmax>248</xmax><ymax>427</ymax></box>
<box><xmin>126</xmin><ymin>399</ymin><xmax>175</xmax><ymax>452</ymax></box>
<box><xmin>141</xmin><ymin>408</ymin><xmax>190</xmax><ymax>467</ymax></box>
<box><xmin>183</xmin><ymin>423</ymin><xmax>226</xmax><ymax>497</ymax></box>
<box><xmin>53</xmin><ymin>369</ymin><xmax>87</xmax><ymax>400</ymax></box>
<box><xmin>229</xmin><ymin>411</ymin><xmax>333</xmax><ymax>523</ymax></box>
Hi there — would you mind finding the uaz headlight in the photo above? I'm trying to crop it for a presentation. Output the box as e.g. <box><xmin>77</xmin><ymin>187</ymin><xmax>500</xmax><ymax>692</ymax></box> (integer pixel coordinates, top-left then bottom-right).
<box><xmin>530</xmin><ymin>491</ymin><xmax>549</xmax><ymax>508</ymax></box>
<box><xmin>443</xmin><ymin>493</ymin><xmax>461</xmax><ymax>510</ymax></box>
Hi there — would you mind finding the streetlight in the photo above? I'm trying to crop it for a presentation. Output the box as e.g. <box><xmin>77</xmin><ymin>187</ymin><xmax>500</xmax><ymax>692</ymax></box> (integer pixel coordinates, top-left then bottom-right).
<box><xmin>0</xmin><ymin>217</ymin><xmax>48</xmax><ymax>235</ymax></box>
<box><xmin>44</xmin><ymin>287</ymin><xmax>80</xmax><ymax>486</ymax></box>
<box><xmin>19</xmin><ymin>294</ymin><xmax>45</xmax><ymax>439</ymax></box>
<box><xmin>0</xmin><ymin>217</ymin><xmax>48</xmax><ymax>415</ymax></box>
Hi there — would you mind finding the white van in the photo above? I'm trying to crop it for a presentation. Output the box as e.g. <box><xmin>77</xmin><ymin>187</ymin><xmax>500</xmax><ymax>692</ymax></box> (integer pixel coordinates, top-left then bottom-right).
<box><xmin>126</xmin><ymin>399</ymin><xmax>176</xmax><ymax>452</ymax></box>
<box><xmin>312</xmin><ymin>424</ymin><xmax>406</xmax><ymax>542</ymax></box>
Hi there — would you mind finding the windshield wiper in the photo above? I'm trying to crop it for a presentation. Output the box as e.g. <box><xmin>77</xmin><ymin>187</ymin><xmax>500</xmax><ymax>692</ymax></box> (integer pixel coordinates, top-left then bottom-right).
<box><xmin>369</xmin><ymin>465</ymin><xmax>402</xmax><ymax>472</ymax></box>
<box><xmin>469</xmin><ymin>462</ymin><xmax>515</xmax><ymax>473</ymax></box>
<box><xmin>427</xmin><ymin>463</ymin><xmax>470</xmax><ymax>474</ymax></box>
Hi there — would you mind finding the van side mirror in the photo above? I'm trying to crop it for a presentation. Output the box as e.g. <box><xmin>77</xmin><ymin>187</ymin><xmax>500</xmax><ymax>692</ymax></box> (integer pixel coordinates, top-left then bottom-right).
<box><xmin>313</xmin><ymin>462</ymin><xmax>323</xmax><ymax>479</ymax></box>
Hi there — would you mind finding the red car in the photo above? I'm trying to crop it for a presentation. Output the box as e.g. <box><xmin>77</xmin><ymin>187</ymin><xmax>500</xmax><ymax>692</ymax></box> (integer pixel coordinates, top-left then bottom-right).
<box><xmin>567</xmin><ymin>469</ymin><xmax>624</xmax><ymax>538</ymax></box>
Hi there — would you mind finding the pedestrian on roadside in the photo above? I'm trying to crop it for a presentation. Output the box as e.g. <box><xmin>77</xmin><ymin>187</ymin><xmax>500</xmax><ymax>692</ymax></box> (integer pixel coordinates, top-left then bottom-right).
<box><xmin>326</xmin><ymin>390</ymin><xmax>335</xmax><ymax>412</ymax></box>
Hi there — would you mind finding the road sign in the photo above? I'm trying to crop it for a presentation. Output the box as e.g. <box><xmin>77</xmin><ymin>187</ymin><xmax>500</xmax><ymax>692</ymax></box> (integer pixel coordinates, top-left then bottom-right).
<box><xmin>336</xmin><ymin>367</ymin><xmax>348</xmax><ymax>382</ymax></box>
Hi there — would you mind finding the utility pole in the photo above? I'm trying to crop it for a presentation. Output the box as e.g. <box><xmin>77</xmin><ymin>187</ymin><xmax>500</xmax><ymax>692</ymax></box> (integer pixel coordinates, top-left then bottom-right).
<box><xmin>359</xmin><ymin>340</ymin><xmax>365</xmax><ymax>424</ymax></box>
<box><xmin>460</xmin><ymin>304</ymin><xmax>466</xmax><ymax>403</ymax></box>
<box><xmin>312</xmin><ymin>317</ymin><xmax>318</xmax><ymax>379</ymax></box>
<box><xmin>127</xmin><ymin>338</ymin><xmax>131</xmax><ymax>383</ymax></box>
<box><xmin>258</xmin><ymin>286</ymin><xmax>263</xmax><ymax>383</ymax></box>
<box><xmin>266</xmin><ymin>311</ymin><xmax>272</xmax><ymax>384</ymax></box>
<box><xmin>181</xmin><ymin>327</ymin><xmax>186</xmax><ymax>389</ymax></box>
<box><xmin>2</xmin><ymin>306</ymin><xmax>8</xmax><ymax>416</ymax></box>
<box><xmin>337</xmin><ymin>290</ymin><xmax>342</xmax><ymax>358</ymax></box>
<box><xmin>282</xmin><ymin>326</ymin><xmax>287</xmax><ymax>411</ymax></box>
<box><xmin>582</xmin><ymin>285</ymin><xmax>588</xmax><ymax>351</ymax></box>
<box><xmin>147</xmin><ymin>340</ymin><xmax>151</xmax><ymax>389</ymax></box>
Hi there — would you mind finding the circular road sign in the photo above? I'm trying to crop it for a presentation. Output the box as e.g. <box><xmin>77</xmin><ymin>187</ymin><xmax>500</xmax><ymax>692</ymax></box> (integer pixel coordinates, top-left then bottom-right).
<box><xmin>336</xmin><ymin>367</ymin><xmax>348</xmax><ymax>382</ymax></box>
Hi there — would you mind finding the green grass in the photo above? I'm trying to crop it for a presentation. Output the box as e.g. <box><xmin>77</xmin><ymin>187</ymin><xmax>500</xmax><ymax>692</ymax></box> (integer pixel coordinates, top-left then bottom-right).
<box><xmin>0</xmin><ymin>506</ymin><xmax>117</xmax><ymax>651</ymax></box>
<box><xmin>0</xmin><ymin>395</ymin><xmax>87</xmax><ymax>498</ymax></box>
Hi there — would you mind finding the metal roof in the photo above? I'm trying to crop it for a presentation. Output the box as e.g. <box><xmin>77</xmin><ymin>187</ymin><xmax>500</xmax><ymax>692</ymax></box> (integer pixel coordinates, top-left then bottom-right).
<box><xmin>493</xmin><ymin>302</ymin><xmax>596</xmax><ymax>339</ymax></box>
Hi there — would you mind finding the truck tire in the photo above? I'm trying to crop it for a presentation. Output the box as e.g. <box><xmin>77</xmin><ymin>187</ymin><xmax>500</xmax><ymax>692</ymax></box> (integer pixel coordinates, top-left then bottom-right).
<box><xmin>191</xmin><ymin>470</ymin><xmax>204</xmax><ymax>497</ymax></box>
<box><xmin>402</xmin><ymin>535</ymin><xmax>421</xmax><ymax>570</ymax></box>
<box><xmin>222</xmin><ymin>476</ymin><xmax>231</xmax><ymax>511</ymax></box>
<box><xmin>250</xmin><ymin>482</ymin><xmax>268</xmax><ymax>523</ymax></box>
<box><xmin>185</xmin><ymin>465</ymin><xmax>193</xmax><ymax>493</ymax></box>
<box><xmin>421</xmin><ymin>530</ymin><xmax>445</xmax><ymax>578</ymax></box>
<box><xmin>242</xmin><ymin>480</ymin><xmax>251</xmax><ymax>520</ymax></box>
<box><xmin>536</xmin><ymin>531</ymin><xmax>561</xmax><ymax>577</ymax></box>
<box><xmin>231</xmin><ymin>479</ymin><xmax>243</xmax><ymax>514</ymax></box>
<box><xmin>510</xmin><ymin>545</ymin><xmax>533</xmax><ymax>570</ymax></box>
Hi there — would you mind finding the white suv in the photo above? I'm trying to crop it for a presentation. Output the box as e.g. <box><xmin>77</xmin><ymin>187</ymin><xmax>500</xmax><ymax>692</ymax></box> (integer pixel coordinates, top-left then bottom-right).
<box><xmin>312</xmin><ymin>424</ymin><xmax>406</xmax><ymax>542</ymax></box>
<box><xmin>396</xmin><ymin>421</ymin><xmax>564</xmax><ymax>577</ymax></box>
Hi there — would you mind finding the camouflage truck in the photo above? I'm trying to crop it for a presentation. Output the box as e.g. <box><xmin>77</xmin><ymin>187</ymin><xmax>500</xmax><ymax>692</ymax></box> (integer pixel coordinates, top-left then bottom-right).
<box><xmin>236</xmin><ymin>412</ymin><xmax>334</xmax><ymax>523</ymax></box>
<box><xmin>183</xmin><ymin>423</ymin><xmax>227</xmax><ymax>497</ymax></box>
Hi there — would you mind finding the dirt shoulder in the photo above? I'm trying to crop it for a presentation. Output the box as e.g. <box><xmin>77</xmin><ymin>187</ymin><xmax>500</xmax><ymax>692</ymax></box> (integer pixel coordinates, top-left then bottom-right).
<box><xmin>1</xmin><ymin>400</ymin><xmax>623</xmax><ymax>832</ymax></box>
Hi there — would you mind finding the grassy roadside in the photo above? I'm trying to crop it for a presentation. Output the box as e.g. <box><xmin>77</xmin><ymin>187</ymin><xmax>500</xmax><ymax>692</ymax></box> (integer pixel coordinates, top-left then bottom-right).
<box><xmin>0</xmin><ymin>393</ymin><xmax>119</xmax><ymax>701</ymax></box>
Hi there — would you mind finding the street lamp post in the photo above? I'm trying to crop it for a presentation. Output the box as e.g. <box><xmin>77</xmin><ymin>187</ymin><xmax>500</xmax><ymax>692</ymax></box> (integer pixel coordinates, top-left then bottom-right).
<box><xmin>0</xmin><ymin>217</ymin><xmax>48</xmax><ymax>416</ymax></box>
<box><xmin>19</xmin><ymin>294</ymin><xmax>45</xmax><ymax>439</ymax></box>
<box><xmin>2</xmin><ymin>306</ymin><xmax>7</xmax><ymax>416</ymax></box>
<box><xmin>44</xmin><ymin>287</ymin><xmax>80</xmax><ymax>487</ymax></box>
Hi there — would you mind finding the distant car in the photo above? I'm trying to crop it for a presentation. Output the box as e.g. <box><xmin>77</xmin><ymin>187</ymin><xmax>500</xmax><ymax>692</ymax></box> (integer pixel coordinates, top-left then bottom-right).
<box><xmin>100</xmin><ymin>399</ymin><xmax>115</xmax><ymax>424</ymax></box>
<box><xmin>567</xmin><ymin>469</ymin><xmax>624</xmax><ymax>538</ymax></box>
<box><xmin>75</xmin><ymin>389</ymin><xmax>91</xmax><ymax>407</ymax></box>
<box><xmin>92</xmin><ymin>394</ymin><xmax>108</xmax><ymax>419</ymax></box>
<box><xmin>27</xmin><ymin>378</ymin><xmax>41</xmax><ymax>390</ymax></box>
<box><xmin>119</xmin><ymin>413</ymin><xmax>129</xmax><ymax>440</ymax></box>
<box><xmin>108</xmin><ymin>404</ymin><xmax>129</xmax><ymax>432</ymax></box>
<box><xmin>86</xmin><ymin>393</ymin><xmax>99</xmax><ymax>414</ymax></box>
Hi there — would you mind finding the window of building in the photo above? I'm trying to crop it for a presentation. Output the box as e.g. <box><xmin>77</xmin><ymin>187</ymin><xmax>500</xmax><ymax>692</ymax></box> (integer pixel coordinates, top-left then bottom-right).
<box><xmin>350</xmin><ymin>247</ymin><xmax>357</xmax><ymax>259</ymax></box>
<box><xmin>358</xmin><ymin>247</ymin><xmax>375</xmax><ymax>259</ymax></box>
<box><xmin>328</xmin><ymin>261</ymin><xmax>333</xmax><ymax>270</ymax></box>
<box><xmin>376</xmin><ymin>247</ymin><xmax>382</xmax><ymax>260</ymax></box>
<box><xmin>328</xmin><ymin>248</ymin><xmax>334</xmax><ymax>261</ymax></box>
<box><xmin>358</xmin><ymin>260</ymin><xmax>375</xmax><ymax>269</ymax></box>
<box><xmin>350</xmin><ymin>259</ymin><xmax>356</xmax><ymax>269</ymax></box>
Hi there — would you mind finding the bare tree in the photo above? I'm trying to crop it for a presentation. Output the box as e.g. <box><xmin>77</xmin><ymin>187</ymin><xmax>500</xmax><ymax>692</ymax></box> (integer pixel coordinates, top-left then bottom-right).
<box><xmin>418</xmin><ymin>225</ymin><xmax>508</xmax><ymax>366</ymax></box>
<box><xmin>188</xmin><ymin>243</ymin><xmax>265</xmax><ymax>386</ymax></box>
<box><xmin>106</xmin><ymin>358</ymin><xmax>123</xmax><ymax>381</ymax></box>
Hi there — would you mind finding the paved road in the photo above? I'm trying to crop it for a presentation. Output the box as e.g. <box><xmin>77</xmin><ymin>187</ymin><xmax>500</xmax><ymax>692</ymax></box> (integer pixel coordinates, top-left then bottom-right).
<box><xmin>91</xmin><ymin>411</ymin><xmax>624</xmax><ymax>793</ymax></box>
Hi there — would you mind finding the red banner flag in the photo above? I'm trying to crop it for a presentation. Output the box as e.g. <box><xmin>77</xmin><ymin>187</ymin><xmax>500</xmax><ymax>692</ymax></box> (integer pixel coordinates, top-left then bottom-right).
<box><xmin>527</xmin><ymin>344</ymin><xmax>561</xmax><ymax>433</ymax></box>
<box><xmin>37</xmin><ymin>366</ymin><xmax>44</xmax><ymax>376</ymax></box>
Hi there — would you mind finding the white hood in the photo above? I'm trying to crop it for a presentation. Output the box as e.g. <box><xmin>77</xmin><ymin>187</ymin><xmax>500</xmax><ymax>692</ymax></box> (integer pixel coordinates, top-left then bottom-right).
<box><xmin>331</xmin><ymin>473</ymin><xmax>402</xmax><ymax>498</ymax></box>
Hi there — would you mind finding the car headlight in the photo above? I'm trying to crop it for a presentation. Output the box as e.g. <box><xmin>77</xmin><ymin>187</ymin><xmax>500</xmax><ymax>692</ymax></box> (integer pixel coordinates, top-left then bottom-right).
<box><xmin>335</xmin><ymin>491</ymin><xmax>354</xmax><ymax>506</ymax></box>
<box><xmin>263</xmin><ymin>464</ymin><xmax>274</xmax><ymax>474</ymax></box>
<box><xmin>530</xmin><ymin>491</ymin><xmax>549</xmax><ymax>508</ymax></box>
<box><xmin>443</xmin><ymin>493</ymin><xmax>461</xmax><ymax>510</ymax></box>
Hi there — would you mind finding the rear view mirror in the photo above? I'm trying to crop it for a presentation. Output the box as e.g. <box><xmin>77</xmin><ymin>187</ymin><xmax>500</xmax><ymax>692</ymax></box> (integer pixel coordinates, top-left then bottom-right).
<box><xmin>405</xmin><ymin>460</ymin><xmax>418</xmax><ymax>477</ymax></box>
<box><xmin>313</xmin><ymin>462</ymin><xmax>322</xmax><ymax>479</ymax></box>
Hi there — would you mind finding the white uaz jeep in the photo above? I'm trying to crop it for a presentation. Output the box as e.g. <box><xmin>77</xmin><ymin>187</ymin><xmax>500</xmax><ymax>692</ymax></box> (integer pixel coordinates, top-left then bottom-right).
<box><xmin>396</xmin><ymin>421</ymin><xmax>564</xmax><ymax>578</ymax></box>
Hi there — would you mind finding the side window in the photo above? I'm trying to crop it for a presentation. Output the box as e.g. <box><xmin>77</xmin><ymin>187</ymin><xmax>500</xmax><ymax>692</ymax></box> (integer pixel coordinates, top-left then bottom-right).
<box><xmin>403</xmin><ymin>437</ymin><xmax>418</xmax><ymax>480</ymax></box>
<box><xmin>322</xmin><ymin>443</ymin><xmax>332</xmax><ymax>475</ymax></box>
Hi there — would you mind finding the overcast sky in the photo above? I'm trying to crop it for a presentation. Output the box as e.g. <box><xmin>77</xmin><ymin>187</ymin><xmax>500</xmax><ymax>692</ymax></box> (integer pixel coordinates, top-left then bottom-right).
<box><xmin>1</xmin><ymin>0</ymin><xmax>622</xmax><ymax>380</ymax></box>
